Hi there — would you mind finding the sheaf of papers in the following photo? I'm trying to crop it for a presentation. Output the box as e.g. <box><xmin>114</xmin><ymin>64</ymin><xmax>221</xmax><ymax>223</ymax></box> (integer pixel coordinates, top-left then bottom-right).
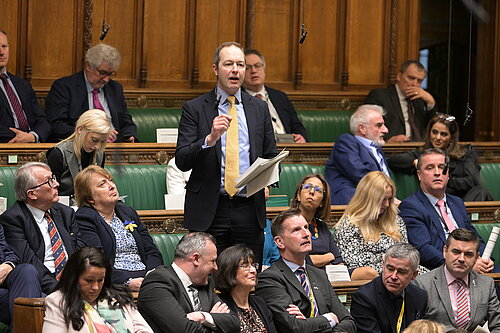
<box><xmin>325</xmin><ymin>264</ymin><xmax>351</xmax><ymax>282</ymax></box>
<box><xmin>235</xmin><ymin>149</ymin><xmax>289</xmax><ymax>197</ymax></box>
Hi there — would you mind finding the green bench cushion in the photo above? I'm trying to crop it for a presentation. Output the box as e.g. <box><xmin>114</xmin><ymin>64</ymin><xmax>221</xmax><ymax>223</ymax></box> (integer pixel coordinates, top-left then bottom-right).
<box><xmin>297</xmin><ymin>110</ymin><xmax>353</xmax><ymax>142</ymax></box>
<box><xmin>129</xmin><ymin>108</ymin><xmax>182</xmax><ymax>143</ymax></box>
<box><xmin>472</xmin><ymin>223</ymin><xmax>500</xmax><ymax>261</ymax></box>
<box><xmin>151</xmin><ymin>233</ymin><xmax>186</xmax><ymax>266</ymax></box>
<box><xmin>480</xmin><ymin>163</ymin><xmax>500</xmax><ymax>200</ymax></box>
<box><xmin>390</xmin><ymin>171</ymin><xmax>419</xmax><ymax>201</ymax></box>
<box><xmin>0</xmin><ymin>167</ymin><xmax>18</xmax><ymax>209</ymax></box>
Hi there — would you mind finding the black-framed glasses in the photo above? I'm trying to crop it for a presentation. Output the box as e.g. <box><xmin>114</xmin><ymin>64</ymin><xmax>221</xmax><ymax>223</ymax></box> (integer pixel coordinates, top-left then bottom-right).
<box><xmin>28</xmin><ymin>174</ymin><xmax>57</xmax><ymax>190</ymax></box>
<box><xmin>246</xmin><ymin>63</ymin><xmax>264</xmax><ymax>71</ymax></box>
<box><xmin>95</xmin><ymin>67</ymin><xmax>117</xmax><ymax>78</ymax></box>
<box><xmin>238</xmin><ymin>263</ymin><xmax>260</xmax><ymax>271</ymax></box>
<box><xmin>301</xmin><ymin>183</ymin><xmax>324</xmax><ymax>194</ymax></box>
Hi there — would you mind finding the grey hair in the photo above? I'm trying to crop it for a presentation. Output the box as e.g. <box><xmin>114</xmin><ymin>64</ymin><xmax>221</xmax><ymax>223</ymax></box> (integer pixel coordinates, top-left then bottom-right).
<box><xmin>213</xmin><ymin>42</ymin><xmax>244</xmax><ymax>68</ymax></box>
<box><xmin>174</xmin><ymin>232</ymin><xmax>216</xmax><ymax>259</ymax></box>
<box><xmin>350</xmin><ymin>104</ymin><xmax>385</xmax><ymax>135</ymax></box>
<box><xmin>14</xmin><ymin>162</ymin><xmax>51</xmax><ymax>201</ymax></box>
<box><xmin>383</xmin><ymin>243</ymin><xmax>420</xmax><ymax>271</ymax></box>
<box><xmin>85</xmin><ymin>43</ymin><xmax>121</xmax><ymax>69</ymax></box>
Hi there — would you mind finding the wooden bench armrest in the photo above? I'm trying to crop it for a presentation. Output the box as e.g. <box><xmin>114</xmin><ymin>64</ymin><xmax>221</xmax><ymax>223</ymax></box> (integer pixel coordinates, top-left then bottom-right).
<box><xmin>14</xmin><ymin>297</ymin><xmax>45</xmax><ymax>307</ymax></box>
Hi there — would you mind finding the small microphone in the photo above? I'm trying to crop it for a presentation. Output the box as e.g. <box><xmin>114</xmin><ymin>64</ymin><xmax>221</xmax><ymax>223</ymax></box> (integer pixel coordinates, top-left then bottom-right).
<box><xmin>463</xmin><ymin>104</ymin><xmax>474</xmax><ymax>126</ymax></box>
<box><xmin>100</xmin><ymin>21</ymin><xmax>111</xmax><ymax>41</ymax></box>
<box><xmin>299</xmin><ymin>24</ymin><xmax>308</xmax><ymax>44</ymax></box>
<box><xmin>214</xmin><ymin>96</ymin><xmax>221</xmax><ymax>112</ymax></box>
<box><xmin>442</xmin><ymin>163</ymin><xmax>449</xmax><ymax>175</ymax></box>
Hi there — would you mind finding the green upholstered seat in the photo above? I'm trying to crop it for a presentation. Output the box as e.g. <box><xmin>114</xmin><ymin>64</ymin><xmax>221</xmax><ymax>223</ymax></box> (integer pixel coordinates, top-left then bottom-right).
<box><xmin>0</xmin><ymin>167</ymin><xmax>18</xmax><ymax>209</ymax></box>
<box><xmin>129</xmin><ymin>108</ymin><xmax>182</xmax><ymax>143</ymax></box>
<box><xmin>390</xmin><ymin>171</ymin><xmax>419</xmax><ymax>201</ymax></box>
<box><xmin>297</xmin><ymin>110</ymin><xmax>353</xmax><ymax>142</ymax></box>
<box><xmin>472</xmin><ymin>223</ymin><xmax>500</xmax><ymax>261</ymax></box>
<box><xmin>480</xmin><ymin>163</ymin><xmax>500</xmax><ymax>200</ymax></box>
<box><xmin>105</xmin><ymin>165</ymin><xmax>167</xmax><ymax>210</ymax></box>
<box><xmin>151</xmin><ymin>233</ymin><xmax>186</xmax><ymax>266</ymax></box>
<box><xmin>271</xmin><ymin>164</ymin><xmax>325</xmax><ymax>204</ymax></box>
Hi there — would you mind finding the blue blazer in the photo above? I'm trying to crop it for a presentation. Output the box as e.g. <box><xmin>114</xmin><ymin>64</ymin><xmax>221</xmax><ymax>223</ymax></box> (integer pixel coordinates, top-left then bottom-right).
<box><xmin>325</xmin><ymin>133</ymin><xmax>390</xmax><ymax>205</ymax></box>
<box><xmin>76</xmin><ymin>203</ymin><xmax>163</xmax><ymax>284</ymax></box>
<box><xmin>399</xmin><ymin>189</ymin><xmax>485</xmax><ymax>269</ymax></box>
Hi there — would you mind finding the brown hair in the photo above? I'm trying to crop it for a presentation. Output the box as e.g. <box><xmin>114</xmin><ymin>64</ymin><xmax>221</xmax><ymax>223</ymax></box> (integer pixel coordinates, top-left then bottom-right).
<box><xmin>74</xmin><ymin>165</ymin><xmax>113</xmax><ymax>207</ymax></box>
<box><xmin>423</xmin><ymin>114</ymin><xmax>465</xmax><ymax>159</ymax></box>
<box><xmin>290</xmin><ymin>174</ymin><xmax>331</xmax><ymax>221</ymax></box>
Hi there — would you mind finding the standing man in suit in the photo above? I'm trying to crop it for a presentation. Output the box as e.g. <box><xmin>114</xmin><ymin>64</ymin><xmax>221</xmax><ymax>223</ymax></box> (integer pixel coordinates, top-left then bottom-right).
<box><xmin>414</xmin><ymin>228</ymin><xmax>500</xmax><ymax>332</ymax></box>
<box><xmin>0</xmin><ymin>223</ymin><xmax>42</xmax><ymax>329</ymax></box>
<box><xmin>45</xmin><ymin>43</ymin><xmax>137</xmax><ymax>142</ymax></box>
<box><xmin>256</xmin><ymin>209</ymin><xmax>356</xmax><ymax>333</ymax></box>
<box><xmin>325</xmin><ymin>104</ymin><xmax>391</xmax><ymax>204</ymax></box>
<box><xmin>0</xmin><ymin>30</ymin><xmax>50</xmax><ymax>143</ymax></box>
<box><xmin>242</xmin><ymin>48</ymin><xmax>308</xmax><ymax>143</ymax></box>
<box><xmin>175</xmin><ymin>42</ymin><xmax>277</xmax><ymax>264</ymax></box>
<box><xmin>350</xmin><ymin>243</ymin><xmax>427</xmax><ymax>333</ymax></box>
<box><xmin>0</xmin><ymin>162</ymin><xmax>81</xmax><ymax>294</ymax></box>
<box><xmin>138</xmin><ymin>232</ymin><xmax>238</xmax><ymax>333</ymax></box>
<box><xmin>399</xmin><ymin>148</ymin><xmax>492</xmax><ymax>272</ymax></box>
<box><xmin>365</xmin><ymin>60</ymin><xmax>436</xmax><ymax>142</ymax></box>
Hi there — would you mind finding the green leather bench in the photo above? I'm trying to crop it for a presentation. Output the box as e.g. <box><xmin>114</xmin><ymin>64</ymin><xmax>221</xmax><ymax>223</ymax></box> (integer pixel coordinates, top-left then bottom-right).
<box><xmin>297</xmin><ymin>110</ymin><xmax>353</xmax><ymax>142</ymax></box>
<box><xmin>480</xmin><ymin>163</ymin><xmax>500</xmax><ymax>200</ymax></box>
<box><xmin>129</xmin><ymin>108</ymin><xmax>181</xmax><ymax>143</ymax></box>
<box><xmin>0</xmin><ymin>166</ymin><xmax>18</xmax><ymax>209</ymax></box>
<box><xmin>390</xmin><ymin>171</ymin><xmax>419</xmax><ymax>200</ymax></box>
<box><xmin>472</xmin><ymin>223</ymin><xmax>500</xmax><ymax>261</ymax></box>
<box><xmin>150</xmin><ymin>233</ymin><xmax>186</xmax><ymax>266</ymax></box>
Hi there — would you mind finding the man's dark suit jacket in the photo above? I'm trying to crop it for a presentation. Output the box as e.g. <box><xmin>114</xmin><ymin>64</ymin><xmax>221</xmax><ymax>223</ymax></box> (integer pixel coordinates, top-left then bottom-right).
<box><xmin>325</xmin><ymin>133</ymin><xmax>390</xmax><ymax>205</ymax></box>
<box><xmin>350</xmin><ymin>275</ymin><xmax>427</xmax><ymax>333</ymax></box>
<box><xmin>0</xmin><ymin>201</ymin><xmax>81</xmax><ymax>293</ymax></box>
<box><xmin>0</xmin><ymin>73</ymin><xmax>50</xmax><ymax>142</ymax></box>
<box><xmin>0</xmin><ymin>223</ymin><xmax>19</xmax><ymax>266</ymax></box>
<box><xmin>175</xmin><ymin>89</ymin><xmax>277</xmax><ymax>231</ymax></box>
<box><xmin>399</xmin><ymin>189</ymin><xmax>485</xmax><ymax>270</ymax></box>
<box><xmin>44</xmin><ymin>71</ymin><xmax>137</xmax><ymax>142</ymax></box>
<box><xmin>138</xmin><ymin>265</ymin><xmax>239</xmax><ymax>333</ymax></box>
<box><xmin>365</xmin><ymin>85</ymin><xmax>434</xmax><ymax>140</ymax></box>
<box><xmin>243</xmin><ymin>86</ymin><xmax>308</xmax><ymax>140</ymax></box>
<box><xmin>256</xmin><ymin>258</ymin><xmax>356</xmax><ymax>333</ymax></box>
<box><xmin>75</xmin><ymin>203</ymin><xmax>163</xmax><ymax>284</ymax></box>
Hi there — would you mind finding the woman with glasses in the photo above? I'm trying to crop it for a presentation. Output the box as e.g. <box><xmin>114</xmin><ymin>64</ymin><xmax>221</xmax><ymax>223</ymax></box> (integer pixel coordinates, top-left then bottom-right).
<box><xmin>290</xmin><ymin>174</ymin><xmax>378</xmax><ymax>280</ymax></box>
<box><xmin>335</xmin><ymin>171</ymin><xmax>428</xmax><ymax>275</ymax></box>
<box><xmin>214</xmin><ymin>244</ymin><xmax>281</xmax><ymax>333</ymax></box>
<box><xmin>74</xmin><ymin>166</ymin><xmax>163</xmax><ymax>292</ymax></box>
<box><xmin>47</xmin><ymin>109</ymin><xmax>113</xmax><ymax>198</ymax></box>
<box><xmin>387</xmin><ymin>113</ymin><xmax>493</xmax><ymax>201</ymax></box>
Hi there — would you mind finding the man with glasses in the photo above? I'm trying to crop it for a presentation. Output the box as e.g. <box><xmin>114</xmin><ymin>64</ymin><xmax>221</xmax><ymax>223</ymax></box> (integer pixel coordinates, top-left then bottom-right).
<box><xmin>0</xmin><ymin>30</ymin><xmax>50</xmax><ymax>143</ymax></box>
<box><xmin>45</xmin><ymin>43</ymin><xmax>137</xmax><ymax>142</ymax></box>
<box><xmin>0</xmin><ymin>162</ymin><xmax>81</xmax><ymax>294</ymax></box>
<box><xmin>242</xmin><ymin>48</ymin><xmax>308</xmax><ymax>143</ymax></box>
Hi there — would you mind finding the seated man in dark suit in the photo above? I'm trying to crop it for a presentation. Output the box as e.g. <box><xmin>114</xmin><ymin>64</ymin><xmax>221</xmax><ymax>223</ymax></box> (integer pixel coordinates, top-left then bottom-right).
<box><xmin>45</xmin><ymin>43</ymin><xmax>137</xmax><ymax>142</ymax></box>
<box><xmin>0</xmin><ymin>162</ymin><xmax>81</xmax><ymax>294</ymax></box>
<box><xmin>242</xmin><ymin>48</ymin><xmax>308</xmax><ymax>143</ymax></box>
<box><xmin>325</xmin><ymin>104</ymin><xmax>391</xmax><ymax>204</ymax></box>
<box><xmin>0</xmin><ymin>223</ymin><xmax>42</xmax><ymax>329</ymax></box>
<box><xmin>256</xmin><ymin>209</ymin><xmax>356</xmax><ymax>333</ymax></box>
<box><xmin>399</xmin><ymin>148</ymin><xmax>492</xmax><ymax>272</ymax></box>
<box><xmin>351</xmin><ymin>243</ymin><xmax>427</xmax><ymax>333</ymax></box>
<box><xmin>414</xmin><ymin>229</ymin><xmax>500</xmax><ymax>332</ymax></box>
<box><xmin>365</xmin><ymin>60</ymin><xmax>436</xmax><ymax>142</ymax></box>
<box><xmin>0</xmin><ymin>30</ymin><xmax>50</xmax><ymax>143</ymax></box>
<box><xmin>138</xmin><ymin>232</ymin><xmax>238</xmax><ymax>333</ymax></box>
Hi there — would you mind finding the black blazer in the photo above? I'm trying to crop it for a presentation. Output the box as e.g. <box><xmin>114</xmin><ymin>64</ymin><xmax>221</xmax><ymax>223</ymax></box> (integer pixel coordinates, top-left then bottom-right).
<box><xmin>256</xmin><ymin>258</ymin><xmax>356</xmax><ymax>333</ymax></box>
<box><xmin>45</xmin><ymin>71</ymin><xmax>137</xmax><ymax>142</ymax></box>
<box><xmin>0</xmin><ymin>201</ymin><xmax>81</xmax><ymax>293</ymax></box>
<box><xmin>365</xmin><ymin>85</ymin><xmax>434</xmax><ymax>140</ymax></box>
<box><xmin>0</xmin><ymin>72</ymin><xmax>50</xmax><ymax>142</ymax></box>
<box><xmin>350</xmin><ymin>276</ymin><xmax>427</xmax><ymax>333</ymax></box>
<box><xmin>0</xmin><ymin>223</ymin><xmax>19</xmax><ymax>265</ymax></box>
<box><xmin>175</xmin><ymin>89</ymin><xmax>277</xmax><ymax>231</ymax></box>
<box><xmin>219</xmin><ymin>293</ymin><xmax>278</xmax><ymax>333</ymax></box>
<box><xmin>75</xmin><ymin>203</ymin><xmax>163</xmax><ymax>284</ymax></box>
<box><xmin>138</xmin><ymin>265</ymin><xmax>239</xmax><ymax>333</ymax></box>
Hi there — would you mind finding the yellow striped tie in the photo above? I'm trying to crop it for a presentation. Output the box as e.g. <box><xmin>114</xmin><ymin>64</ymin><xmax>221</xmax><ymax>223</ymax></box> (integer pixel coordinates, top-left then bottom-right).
<box><xmin>224</xmin><ymin>96</ymin><xmax>239</xmax><ymax>196</ymax></box>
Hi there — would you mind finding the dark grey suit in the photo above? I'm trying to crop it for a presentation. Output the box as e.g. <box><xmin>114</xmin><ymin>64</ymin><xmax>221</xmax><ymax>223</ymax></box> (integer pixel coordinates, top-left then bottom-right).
<box><xmin>414</xmin><ymin>265</ymin><xmax>500</xmax><ymax>332</ymax></box>
<box><xmin>256</xmin><ymin>258</ymin><xmax>356</xmax><ymax>333</ymax></box>
<box><xmin>138</xmin><ymin>265</ymin><xmax>239</xmax><ymax>333</ymax></box>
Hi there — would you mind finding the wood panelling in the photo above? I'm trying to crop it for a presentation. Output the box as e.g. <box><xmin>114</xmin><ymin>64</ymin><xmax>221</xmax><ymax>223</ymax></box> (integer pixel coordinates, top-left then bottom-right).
<box><xmin>2</xmin><ymin>1</ymin><xmax>21</xmax><ymax>74</ymax></box>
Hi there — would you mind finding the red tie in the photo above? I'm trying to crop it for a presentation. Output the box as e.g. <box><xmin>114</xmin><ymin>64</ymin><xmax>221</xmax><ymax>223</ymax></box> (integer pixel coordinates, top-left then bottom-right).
<box><xmin>0</xmin><ymin>73</ymin><xmax>29</xmax><ymax>131</ymax></box>
<box><xmin>45</xmin><ymin>212</ymin><xmax>67</xmax><ymax>280</ymax></box>
<box><xmin>454</xmin><ymin>279</ymin><xmax>470</xmax><ymax>329</ymax></box>
<box><xmin>92</xmin><ymin>89</ymin><xmax>105</xmax><ymax>111</ymax></box>
<box><xmin>437</xmin><ymin>200</ymin><xmax>455</xmax><ymax>233</ymax></box>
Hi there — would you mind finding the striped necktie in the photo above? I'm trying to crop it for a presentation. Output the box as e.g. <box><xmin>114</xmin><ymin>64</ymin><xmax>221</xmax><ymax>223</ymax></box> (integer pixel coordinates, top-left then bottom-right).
<box><xmin>454</xmin><ymin>279</ymin><xmax>470</xmax><ymax>329</ymax></box>
<box><xmin>188</xmin><ymin>284</ymin><xmax>202</xmax><ymax>311</ymax></box>
<box><xmin>0</xmin><ymin>73</ymin><xmax>29</xmax><ymax>131</ymax></box>
<box><xmin>296</xmin><ymin>266</ymin><xmax>319</xmax><ymax>317</ymax></box>
<box><xmin>45</xmin><ymin>212</ymin><xmax>67</xmax><ymax>280</ymax></box>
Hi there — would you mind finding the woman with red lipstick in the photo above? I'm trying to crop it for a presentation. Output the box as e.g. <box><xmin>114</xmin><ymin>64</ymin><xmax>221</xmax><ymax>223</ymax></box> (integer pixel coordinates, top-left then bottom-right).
<box><xmin>290</xmin><ymin>174</ymin><xmax>378</xmax><ymax>280</ymax></box>
<box><xmin>43</xmin><ymin>246</ymin><xmax>153</xmax><ymax>333</ymax></box>
<box><xmin>74</xmin><ymin>166</ymin><xmax>163</xmax><ymax>292</ymax></box>
<box><xmin>335</xmin><ymin>171</ymin><xmax>427</xmax><ymax>275</ymax></box>
<box><xmin>387</xmin><ymin>113</ymin><xmax>493</xmax><ymax>201</ymax></box>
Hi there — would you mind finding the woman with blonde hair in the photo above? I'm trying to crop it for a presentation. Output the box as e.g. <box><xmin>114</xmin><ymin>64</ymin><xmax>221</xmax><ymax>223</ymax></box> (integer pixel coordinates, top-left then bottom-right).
<box><xmin>335</xmin><ymin>171</ymin><xmax>427</xmax><ymax>274</ymax></box>
<box><xmin>47</xmin><ymin>109</ymin><xmax>113</xmax><ymax>196</ymax></box>
<box><xmin>402</xmin><ymin>319</ymin><xmax>444</xmax><ymax>333</ymax></box>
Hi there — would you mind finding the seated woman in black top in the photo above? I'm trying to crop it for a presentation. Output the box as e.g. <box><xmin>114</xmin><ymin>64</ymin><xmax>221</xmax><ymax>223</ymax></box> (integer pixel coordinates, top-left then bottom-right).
<box><xmin>47</xmin><ymin>109</ymin><xmax>113</xmax><ymax>197</ymax></box>
<box><xmin>387</xmin><ymin>113</ymin><xmax>493</xmax><ymax>201</ymax></box>
<box><xmin>289</xmin><ymin>174</ymin><xmax>378</xmax><ymax>280</ymax></box>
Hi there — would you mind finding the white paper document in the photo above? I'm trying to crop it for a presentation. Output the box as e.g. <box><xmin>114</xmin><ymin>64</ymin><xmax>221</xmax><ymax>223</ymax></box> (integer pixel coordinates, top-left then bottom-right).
<box><xmin>325</xmin><ymin>264</ymin><xmax>351</xmax><ymax>282</ymax></box>
<box><xmin>235</xmin><ymin>149</ymin><xmax>289</xmax><ymax>197</ymax></box>
<box><xmin>156</xmin><ymin>128</ymin><xmax>178</xmax><ymax>143</ymax></box>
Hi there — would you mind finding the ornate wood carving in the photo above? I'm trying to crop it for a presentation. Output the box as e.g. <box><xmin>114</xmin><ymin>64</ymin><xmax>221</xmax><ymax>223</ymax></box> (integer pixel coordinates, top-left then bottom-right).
<box><xmin>83</xmin><ymin>0</ymin><xmax>93</xmax><ymax>59</ymax></box>
<box><xmin>389</xmin><ymin>0</ymin><xmax>398</xmax><ymax>84</ymax></box>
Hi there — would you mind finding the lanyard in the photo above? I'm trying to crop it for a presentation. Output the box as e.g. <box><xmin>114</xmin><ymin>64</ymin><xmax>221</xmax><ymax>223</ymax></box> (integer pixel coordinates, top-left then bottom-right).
<box><xmin>396</xmin><ymin>298</ymin><xmax>405</xmax><ymax>333</ymax></box>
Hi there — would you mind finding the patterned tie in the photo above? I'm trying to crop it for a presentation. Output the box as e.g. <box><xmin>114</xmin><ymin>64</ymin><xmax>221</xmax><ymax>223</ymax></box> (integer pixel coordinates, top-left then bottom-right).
<box><xmin>436</xmin><ymin>200</ymin><xmax>455</xmax><ymax>233</ymax></box>
<box><xmin>0</xmin><ymin>73</ymin><xmax>29</xmax><ymax>131</ymax></box>
<box><xmin>92</xmin><ymin>89</ymin><xmax>105</xmax><ymax>111</ymax></box>
<box><xmin>224</xmin><ymin>96</ymin><xmax>239</xmax><ymax>197</ymax></box>
<box><xmin>255</xmin><ymin>93</ymin><xmax>265</xmax><ymax>101</ymax></box>
<box><xmin>45</xmin><ymin>212</ymin><xmax>67</xmax><ymax>280</ymax></box>
<box><xmin>296</xmin><ymin>266</ymin><xmax>319</xmax><ymax>317</ymax></box>
<box><xmin>454</xmin><ymin>279</ymin><xmax>470</xmax><ymax>329</ymax></box>
<box><xmin>405</xmin><ymin>98</ymin><xmax>423</xmax><ymax>141</ymax></box>
<box><xmin>188</xmin><ymin>284</ymin><xmax>202</xmax><ymax>311</ymax></box>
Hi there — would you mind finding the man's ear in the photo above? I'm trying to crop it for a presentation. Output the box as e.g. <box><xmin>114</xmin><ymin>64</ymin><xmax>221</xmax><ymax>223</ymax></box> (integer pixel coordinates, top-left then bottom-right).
<box><xmin>443</xmin><ymin>245</ymin><xmax>448</xmax><ymax>258</ymax></box>
<box><xmin>191</xmin><ymin>252</ymin><xmax>201</xmax><ymax>267</ymax></box>
<box><xmin>417</xmin><ymin>169</ymin><xmax>421</xmax><ymax>182</ymax></box>
<box><xmin>274</xmin><ymin>235</ymin><xmax>285</xmax><ymax>250</ymax></box>
<box><xmin>26</xmin><ymin>189</ymin><xmax>37</xmax><ymax>201</ymax></box>
<box><xmin>358</xmin><ymin>123</ymin><xmax>366</xmax><ymax>136</ymax></box>
<box><xmin>212</xmin><ymin>64</ymin><xmax>218</xmax><ymax>77</ymax></box>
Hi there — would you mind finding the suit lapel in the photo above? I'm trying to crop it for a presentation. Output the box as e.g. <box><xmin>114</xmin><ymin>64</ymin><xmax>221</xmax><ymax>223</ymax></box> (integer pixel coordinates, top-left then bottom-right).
<box><xmin>357</xmin><ymin>141</ymin><xmax>382</xmax><ymax>171</ymax></box>
<box><xmin>166</xmin><ymin>266</ymin><xmax>194</xmax><ymax>311</ymax></box>
<box><xmin>447</xmin><ymin>197</ymin><xmax>466</xmax><ymax>229</ymax></box>
<box><xmin>389</xmin><ymin>85</ymin><xmax>405</xmax><ymax>127</ymax></box>
<box><xmin>50</xmin><ymin>205</ymin><xmax>75</xmax><ymax>254</ymax></box>
<box><xmin>115</xmin><ymin>207</ymin><xmax>143</xmax><ymax>257</ymax></box>
<box><xmin>77</xmin><ymin>72</ymin><xmax>91</xmax><ymax>112</ymax></box>
<box><xmin>434</xmin><ymin>268</ymin><xmax>456</xmax><ymax>324</ymax></box>
<box><xmin>277</xmin><ymin>259</ymin><xmax>308</xmax><ymax>298</ymax></box>
<box><xmin>241</xmin><ymin>93</ymin><xmax>257</xmax><ymax>163</ymax></box>
<box><xmin>467</xmin><ymin>272</ymin><xmax>479</xmax><ymax>328</ymax></box>
<box><xmin>417</xmin><ymin>190</ymin><xmax>447</xmax><ymax>244</ymax></box>
<box><xmin>202</xmin><ymin>89</ymin><xmax>222</xmax><ymax>165</ymax></box>
<box><xmin>307</xmin><ymin>267</ymin><xmax>327</xmax><ymax>314</ymax></box>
